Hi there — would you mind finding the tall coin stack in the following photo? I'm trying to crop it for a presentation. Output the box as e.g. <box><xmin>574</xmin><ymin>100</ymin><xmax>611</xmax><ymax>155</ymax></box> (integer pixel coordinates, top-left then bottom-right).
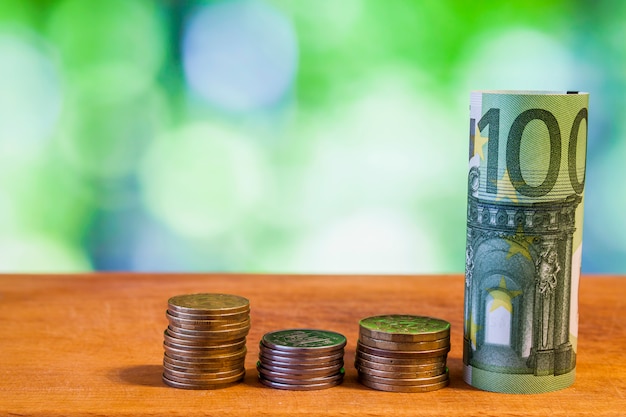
<box><xmin>162</xmin><ymin>293</ymin><xmax>250</xmax><ymax>390</ymax></box>
<box><xmin>355</xmin><ymin>315</ymin><xmax>450</xmax><ymax>392</ymax></box>
<box><xmin>257</xmin><ymin>329</ymin><xmax>346</xmax><ymax>390</ymax></box>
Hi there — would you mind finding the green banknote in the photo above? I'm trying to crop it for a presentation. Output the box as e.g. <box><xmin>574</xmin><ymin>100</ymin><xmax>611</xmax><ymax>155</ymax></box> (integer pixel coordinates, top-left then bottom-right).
<box><xmin>463</xmin><ymin>90</ymin><xmax>589</xmax><ymax>393</ymax></box>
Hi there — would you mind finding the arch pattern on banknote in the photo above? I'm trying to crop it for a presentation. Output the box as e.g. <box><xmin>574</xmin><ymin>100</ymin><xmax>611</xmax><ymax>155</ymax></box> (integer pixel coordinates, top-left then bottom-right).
<box><xmin>463</xmin><ymin>189</ymin><xmax>581</xmax><ymax>377</ymax></box>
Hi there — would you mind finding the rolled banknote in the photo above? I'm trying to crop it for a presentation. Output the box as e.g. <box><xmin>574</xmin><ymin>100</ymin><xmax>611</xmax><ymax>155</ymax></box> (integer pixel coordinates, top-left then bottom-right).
<box><xmin>463</xmin><ymin>90</ymin><xmax>589</xmax><ymax>393</ymax></box>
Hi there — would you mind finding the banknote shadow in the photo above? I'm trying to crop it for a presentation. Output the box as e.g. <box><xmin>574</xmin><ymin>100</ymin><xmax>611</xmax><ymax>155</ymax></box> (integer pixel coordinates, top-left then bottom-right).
<box><xmin>113</xmin><ymin>364</ymin><xmax>164</xmax><ymax>387</ymax></box>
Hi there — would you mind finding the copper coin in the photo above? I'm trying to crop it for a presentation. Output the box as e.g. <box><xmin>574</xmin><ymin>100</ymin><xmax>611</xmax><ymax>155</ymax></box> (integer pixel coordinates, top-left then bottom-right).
<box><xmin>355</xmin><ymin>362</ymin><xmax>446</xmax><ymax>379</ymax></box>
<box><xmin>167</xmin><ymin>316</ymin><xmax>251</xmax><ymax>332</ymax></box>
<box><xmin>163</xmin><ymin>336</ymin><xmax>246</xmax><ymax>350</ymax></box>
<box><xmin>163</xmin><ymin>338</ymin><xmax>246</xmax><ymax>353</ymax></box>
<box><xmin>259</xmin><ymin>347</ymin><xmax>344</xmax><ymax>363</ymax></box>
<box><xmin>355</xmin><ymin>350</ymin><xmax>447</xmax><ymax>366</ymax></box>
<box><xmin>163</xmin><ymin>366</ymin><xmax>244</xmax><ymax>381</ymax></box>
<box><xmin>162</xmin><ymin>373</ymin><xmax>244</xmax><ymax>390</ymax></box>
<box><xmin>162</xmin><ymin>377</ymin><xmax>242</xmax><ymax>390</ymax></box>
<box><xmin>357</xmin><ymin>369</ymin><xmax>449</xmax><ymax>386</ymax></box>
<box><xmin>167</xmin><ymin>325</ymin><xmax>250</xmax><ymax>341</ymax></box>
<box><xmin>167</xmin><ymin>319</ymin><xmax>250</xmax><ymax>333</ymax></box>
<box><xmin>166</xmin><ymin>308</ymin><xmax>250</xmax><ymax>321</ymax></box>
<box><xmin>358</xmin><ymin>334</ymin><xmax>450</xmax><ymax>351</ymax></box>
<box><xmin>163</xmin><ymin>329</ymin><xmax>246</xmax><ymax>347</ymax></box>
<box><xmin>261</xmin><ymin>329</ymin><xmax>347</xmax><ymax>354</ymax></box>
<box><xmin>163</xmin><ymin>361</ymin><xmax>245</xmax><ymax>374</ymax></box>
<box><xmin>258</xmin><ymin>356</ymin><xmax>344</xmax><ymax>370</ymax></box>
<box><xmin>163</xmin><ymin>347</ymin><xmax>246</xmax><ymax>363</ymax></box>
<box><xmin>167</xmin><ymin>322</ymin><xmax>250</xmax><ymax>334</ymax></box>
<box><xmin>257</xmin><ymin>361</ymin><xmax>344</xmax><ymax>377</ymax></box>
<box><xmin>166</xmin><ymin>311</ymin><xmax>250</xmax><ymax>327</ymax></box>
<box><xmin>354</xmin><ymin>357</ymin><xmax>446</xmax><ymax>373</ymax></box>
<box><xmin>163</xmin><ymin>368</ymin><xmax>246</xmax><ymax>384</ymax></box>
<box><xmin>163</xmin><ymin>342</ymin><xmax>247</xmax><ymax>358</ymax></box>
<box><xmin>359</xmin><ymin>315</ymin><xmax>450</xmax><ymax>343</ymax></box>
<box><xmin>163</xmin><ymin>358</ymin><xmax>243</xmax><ymax>374</ymax></box>
<box><xmin>257</xmin><ymin>369</ymin><xmax>344</xmax><ymax>385</ymax></box>
<box><xmin>258</xmin><ymin>375</ymin><xmax>343</xmax><ymax>391</ymax></box>
<box><xmin>165</xmin><ymin>347</ymin><xmax>247</xmax><ymax>362</ymax></box>
<box><xmin>259</xmin><ymin>342</ymin><xmax>344</xmax><ymax>358</ymax></box>
<box><xmin>163</xmin><ymin>345</ymin><xmax>245</xmax><ymax>359</ymax></box>
<box><xmin>357</xmin><ymin>341</ymin><xmax>450</xmax><ymax>359</ymax></box>
<box><xmin>168</xmin><ymin>293</ymin><xmax>250</xmax><ymax>315</ymax></box>
<box><xmin>163</xmin><ymin>354</ymin><xmax>245</xmax><ymax>370</ymax></box>
<box><xmin>358</xmin><ymin>376</ymin><xmax>449</xmax><ymax>392</ymax></box>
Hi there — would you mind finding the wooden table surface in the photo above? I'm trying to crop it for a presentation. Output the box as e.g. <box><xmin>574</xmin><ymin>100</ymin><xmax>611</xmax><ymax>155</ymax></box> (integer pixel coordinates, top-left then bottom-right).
<box><xmin>0</xmin><ymin>273</ymin><xmax>624</xmax><ymax>416</ymax></box>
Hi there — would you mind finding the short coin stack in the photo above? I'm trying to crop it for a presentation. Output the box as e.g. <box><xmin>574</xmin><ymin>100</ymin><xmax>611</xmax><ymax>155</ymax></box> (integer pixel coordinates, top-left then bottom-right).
<box><xmin>257</xmin><ymin>329</ymin><xmax>346</xmax><ymax>390</ymax></box>
<box><xmin>162</xmin><ymin>293</ymin><xmax>250</xmax><ymax>389</ymax></box>
<box><xmin>355</xmin><ymin>315</ymin><xmax>451</xmax><ymax>392</ymax></box>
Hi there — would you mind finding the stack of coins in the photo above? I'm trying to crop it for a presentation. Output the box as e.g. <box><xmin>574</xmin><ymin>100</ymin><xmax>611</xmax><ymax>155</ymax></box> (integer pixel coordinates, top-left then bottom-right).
<box><xmin>257</xmin><ymin>329</ymin><xmax>346</xmax><ymax>390</ymax></box>
<box><xmin>162</xmin><ymin>293</ymin><xmax>250</xmax><ymax>390</ymax></box>
<box><xmin>355</xmin><ymin>315</ymin><xmax>450</xmax><ymax>392</ymax></box>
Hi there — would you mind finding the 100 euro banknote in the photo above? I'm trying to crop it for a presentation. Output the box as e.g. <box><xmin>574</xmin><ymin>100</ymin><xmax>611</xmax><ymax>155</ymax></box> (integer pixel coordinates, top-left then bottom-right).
<box><xmin>463</xmin><ymin>90</ymin><xmax>589</xmax><ymax>393</ymax></box>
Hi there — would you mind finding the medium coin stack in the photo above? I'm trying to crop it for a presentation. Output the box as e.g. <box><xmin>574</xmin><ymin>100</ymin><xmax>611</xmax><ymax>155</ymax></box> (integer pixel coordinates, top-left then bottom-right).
<box><xmin>355</xmin><ymin>315</ymin><xmax>451</xmax><ymax>392</ymax></box>
<box><xmin>162</xmin><ymin>293</ymin><xmax>250</xmax><ymax>390</ymax></box>
<box><xmin>257</xmin><ymin>329</ymin><xmax>346</xmax><ymax>390</ymax></box>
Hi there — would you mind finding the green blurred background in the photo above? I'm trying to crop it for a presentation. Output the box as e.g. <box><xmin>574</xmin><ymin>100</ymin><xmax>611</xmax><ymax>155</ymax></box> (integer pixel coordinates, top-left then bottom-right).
<box><xmin>0</xmin><ymin>0</ymin><xmax>624</xmax><ymax>273</ymax></box>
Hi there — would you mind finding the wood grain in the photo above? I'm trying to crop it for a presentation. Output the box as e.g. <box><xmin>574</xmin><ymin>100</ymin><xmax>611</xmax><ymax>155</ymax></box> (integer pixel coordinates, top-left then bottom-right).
<box><xmin>0</xmin><ymin>273</ymin><xmax>624</xmax><ymax>416</ymax></box>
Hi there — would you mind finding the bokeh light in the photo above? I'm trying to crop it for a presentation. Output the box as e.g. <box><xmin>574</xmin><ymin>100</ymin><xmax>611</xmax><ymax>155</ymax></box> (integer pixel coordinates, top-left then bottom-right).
<box><xmin>57</xmin><ymin>87</ymin><xmax>168</xmax><ymax>179</ymax></box>
<box><xmin>0</xmin><ymin>233</ymin><xmax>91</xmax><ymax>272</ymax></box>
<box><xmin>584</xmin><ymin>128</ymin><xmax>626</xmax><ymax>272</ymax></box>
<box><xmin>0</xmin><ymin>1</ymin><xmax>623</xmax><ymax>274</ymax></box>
<box><xmin>140</xmin><ymin>122</ymin><xmax>271</xmax><ymax>239</ymax></box>
<box><xmin>182</xmin><ymin>0</ymin><xmax>298</xmax><ymax>112</ymax></box>
<box><xmin>460</xmin><ymin>28</ymin><xmax>577</xmax><ymax>91</ymax></box>
<box><xmin>0</xmin><ymin>30</ymin><xmax>61</xmax><ymax>153</ymax></box>
<box><xmin>46</xmin><ymin>0</ymin><xmax>166</xmax><ymax>101</ymax></box>
<box><xmin>287</xmin><ymin>208</ymin><xmax>443</xmax><ymax>273</ymax></box>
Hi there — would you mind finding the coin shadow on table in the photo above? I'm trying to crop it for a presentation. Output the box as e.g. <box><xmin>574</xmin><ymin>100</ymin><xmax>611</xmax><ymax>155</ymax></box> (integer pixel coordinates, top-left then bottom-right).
<box><xmin>113</xmin><ymin>364</ymin><xmax>165</xmax><ymax>388</ymax></box>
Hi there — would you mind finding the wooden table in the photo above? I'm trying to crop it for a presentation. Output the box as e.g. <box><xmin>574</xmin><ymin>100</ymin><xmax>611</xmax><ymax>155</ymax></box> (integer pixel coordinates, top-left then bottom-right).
<box><xmin>1</xmin><ymin>274</ymin><xmax>624</xmax><ymax>416</ymax></box>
